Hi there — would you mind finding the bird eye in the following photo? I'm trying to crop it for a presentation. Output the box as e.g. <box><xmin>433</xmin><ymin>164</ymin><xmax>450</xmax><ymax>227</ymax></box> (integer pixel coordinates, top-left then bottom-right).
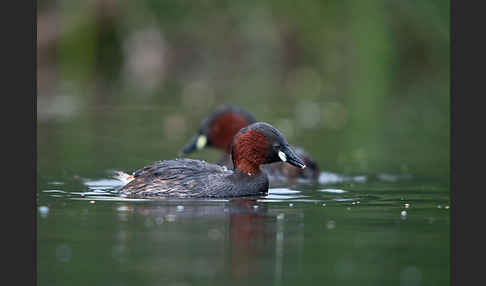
<box><xmin>273</xmin><ymin>144</ymin><xmax>281</xmax><ymax>150</ymax></box>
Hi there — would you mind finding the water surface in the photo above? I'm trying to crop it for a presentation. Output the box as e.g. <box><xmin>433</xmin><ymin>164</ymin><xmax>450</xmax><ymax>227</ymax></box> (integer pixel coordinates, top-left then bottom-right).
<box><xmin>37</xmin><ymin>172</ymin><xmax>449</xmax><ymax>286</ymax></box>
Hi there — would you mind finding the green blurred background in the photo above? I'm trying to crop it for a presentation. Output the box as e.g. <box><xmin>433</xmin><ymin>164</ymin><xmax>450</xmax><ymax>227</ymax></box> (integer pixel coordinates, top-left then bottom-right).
<box><xmin>37</xmin><ymin>0</ymin><xmax>449</xmax><ymax>180</ymax></box>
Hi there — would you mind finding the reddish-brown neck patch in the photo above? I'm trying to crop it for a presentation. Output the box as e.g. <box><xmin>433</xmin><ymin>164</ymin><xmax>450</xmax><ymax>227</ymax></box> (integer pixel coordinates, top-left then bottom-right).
<box><xmin>210</xmin><ymin>113</ymin><xmax>251</xmax><ymax>153</ymax></box>
<box><xmin>232</xmin><ymin>130</ymin><xmax>269</xmax><ymax>175</ymax></box>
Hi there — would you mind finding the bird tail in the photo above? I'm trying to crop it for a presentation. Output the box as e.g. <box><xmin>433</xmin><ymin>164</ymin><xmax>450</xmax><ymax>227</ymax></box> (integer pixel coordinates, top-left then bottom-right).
<box><xmin>112</xmin><ymin>170</ymin><xmax>134</xmax><ymax>184</ymax></box>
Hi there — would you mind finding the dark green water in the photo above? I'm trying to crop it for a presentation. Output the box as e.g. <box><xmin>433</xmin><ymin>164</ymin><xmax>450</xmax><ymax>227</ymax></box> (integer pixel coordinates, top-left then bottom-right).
<box><xmin>36</xmin><ymin>88</ymin><xmax>450</xmax><ymax>286</ymax></box>
<box><xmin>36</xmin><ymin>94</ymin><xmax>450</xmax><ymax>286</ymax></box>
<box><xmin>37</xmin><ymin>168</ymin><xmax>449</xmax><ymax>286</ymax></box>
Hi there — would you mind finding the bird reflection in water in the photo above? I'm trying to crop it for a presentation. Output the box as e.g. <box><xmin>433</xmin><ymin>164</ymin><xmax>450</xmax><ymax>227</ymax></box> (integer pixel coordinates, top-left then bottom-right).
<box><xmin>114</xmin><ymin>198</ymin><xmax>272</xmax><ymax>282</ymax></box>
<box><xmin>228</xmin><ymin>199</ymin><xmax>267</xmax><ymax>278</ymax></box>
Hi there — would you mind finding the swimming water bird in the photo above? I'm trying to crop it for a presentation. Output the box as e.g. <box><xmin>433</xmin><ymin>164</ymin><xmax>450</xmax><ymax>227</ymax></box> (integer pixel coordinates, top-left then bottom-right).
<box><xmin>117</xmin><ymin>122</ymin><xmax>305</xmax><ymax>198</ymax></box>
<box><xmin>181</xmin><ymin>104</ymin><xmax>319</xmax><ymax>183</ymax></box>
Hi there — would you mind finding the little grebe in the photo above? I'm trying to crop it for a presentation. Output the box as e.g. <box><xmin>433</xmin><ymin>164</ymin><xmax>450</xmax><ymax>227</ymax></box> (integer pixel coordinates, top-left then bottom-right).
<box><xmin>181</xmin><ymin>104</ymin><xmax>319</xmax><ymax>183</ymax></box>
<box><xmin>117</xmin><ymin>122</ymin><xmax>305</xmax><ymax>198</ymax></box>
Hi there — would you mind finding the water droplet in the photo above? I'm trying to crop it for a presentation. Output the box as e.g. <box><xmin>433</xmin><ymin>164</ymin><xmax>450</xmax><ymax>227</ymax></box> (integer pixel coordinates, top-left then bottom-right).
<box><xmin>404</xmin><ymin>203</ymin><xmax>410</xmax><ymax>208</ymax></box>
<box><xmin>289</xmin><ymin>203</ymin><xmax>294</xmax><ymax>207</ymax></box>
<box><xmin>165</xmin><ymin>214</ymin><xmax>176</xmax><ymax>222</ymax></box>
<box><xmin>176</xmin><ymin>205</ymin><xmax>184</xmax><ymax>212</ymax></box>
<box><xmin>39</xmin><ymin>206</ymin><xmax>49</xmax><ymax>218</ymax></box>
<box><xmin>276</xmin><ymin>213</ymin><xmax>285</xmax><ymax>220</ymax></box>
<box><xmin>117</xmin><ymin>206</ymin><xmax>129</xmax><ymax>212</ymax></box>
<box><xmin>401</xmin><ymin>210</ymin><xmax>407</xmax><ymax>216</ymax></box>
<box><xmin>89</xmin><ymin>200</ymin><xmax>95</xmax><ymax>204</ymax></box>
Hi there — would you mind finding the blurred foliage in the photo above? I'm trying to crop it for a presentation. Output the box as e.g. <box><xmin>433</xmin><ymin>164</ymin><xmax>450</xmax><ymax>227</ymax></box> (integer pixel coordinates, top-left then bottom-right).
<box><xmin>37</xmin><ymin>0</ymin><xmax>449</xmax><ymax>180</ymax></box>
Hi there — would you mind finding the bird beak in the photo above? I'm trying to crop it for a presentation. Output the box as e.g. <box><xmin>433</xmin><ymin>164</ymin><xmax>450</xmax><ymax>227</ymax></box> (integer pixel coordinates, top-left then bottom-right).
<box><xmin>180</xmin><ymin>134</ymin><xmax>207</xmax><ymax>155</ymax></box>
<box><xmin>279</xmin><ymin>145</ymin><xmax>306</xmax><ymax>169</ymax></box>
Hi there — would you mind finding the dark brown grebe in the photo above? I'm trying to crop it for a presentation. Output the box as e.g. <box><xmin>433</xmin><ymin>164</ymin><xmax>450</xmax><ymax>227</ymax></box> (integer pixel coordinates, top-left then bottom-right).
<box><xmin>181</xmin><ymin>104</ymin><xmax>319</xmax><ymax>183</ymax></box>
<box><xmin>117</xmin><ymin>122</ymin><xmax>305</xmax><ymax>198</ymax></box>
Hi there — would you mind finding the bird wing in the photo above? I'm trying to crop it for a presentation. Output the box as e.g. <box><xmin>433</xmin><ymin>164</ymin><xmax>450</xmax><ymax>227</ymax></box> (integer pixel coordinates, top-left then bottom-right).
<box><xmin>119</xmin><ymin>159</ymin><xmax>234</xmax><ymax>198</ymax></box>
